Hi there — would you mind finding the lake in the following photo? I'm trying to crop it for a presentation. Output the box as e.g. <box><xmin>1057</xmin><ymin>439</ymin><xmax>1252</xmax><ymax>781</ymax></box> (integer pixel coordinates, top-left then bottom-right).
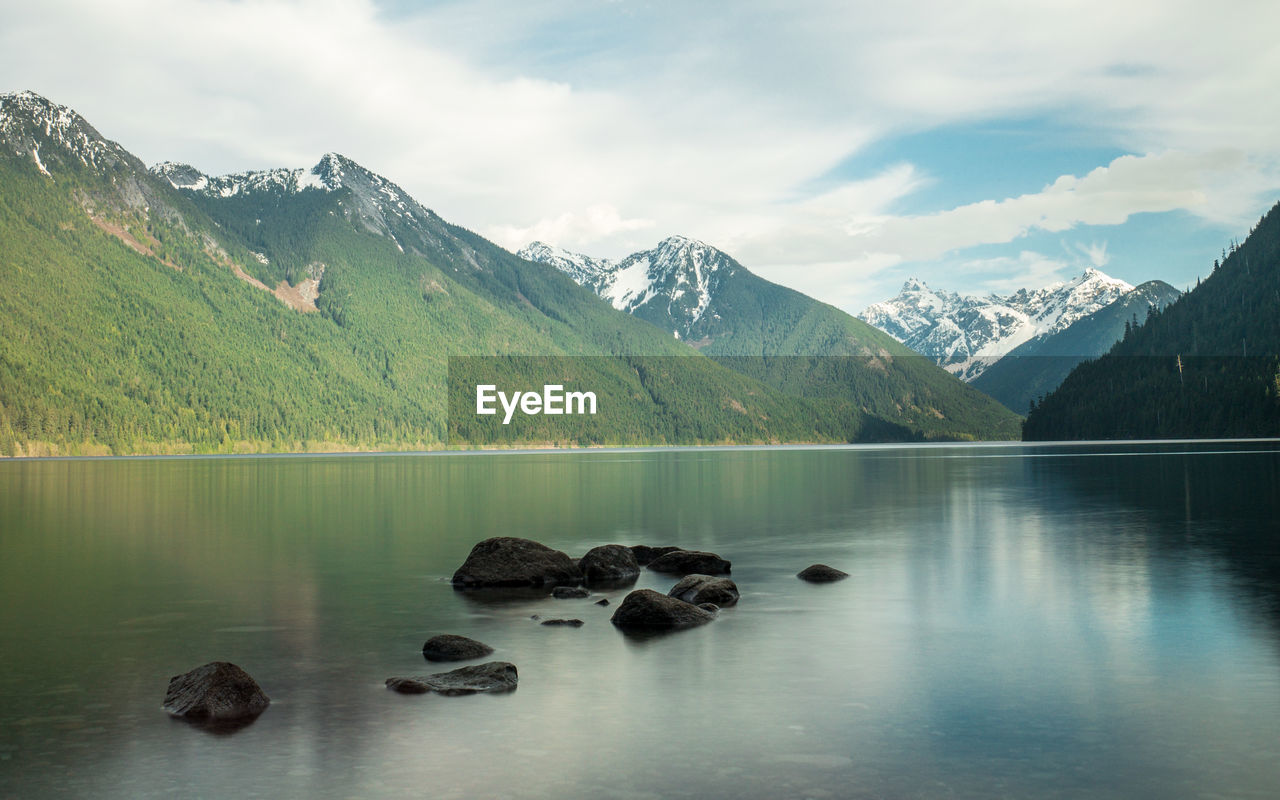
<box><xmin>2</xmin><ymin>442</ymin><xmax>1280</xmax><ymax>798</ymax></box>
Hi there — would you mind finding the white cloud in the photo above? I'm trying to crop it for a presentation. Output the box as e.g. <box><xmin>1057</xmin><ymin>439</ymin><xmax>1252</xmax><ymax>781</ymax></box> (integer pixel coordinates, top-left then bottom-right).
<box><xmin>487</xmin><ymin>204</ymin><xmax>653</xmax><ymax>251</ymax></box>
<box><xmin>866</xmin><ymin>150</ymin><xmax>1245</xmax><ymax>262</ymax></box>
<box><xmin>953</xmin><ymin>252</ymin><xmax>1079</xmax><ymax>297</ymax></box>
<box><xmin>1075</xmin><ymin>242</ymin><xmax>1110</xmax><ymax>269</ymax></box>
<box><xmin>727</xmin><ymin>150</ymin><xmax>1262</xmax><ymax>309</ymax></box>
<box><xmin>2</xmin><ymin>0</ymin><xmax>1279</xmax><ymax>311</ymax></box>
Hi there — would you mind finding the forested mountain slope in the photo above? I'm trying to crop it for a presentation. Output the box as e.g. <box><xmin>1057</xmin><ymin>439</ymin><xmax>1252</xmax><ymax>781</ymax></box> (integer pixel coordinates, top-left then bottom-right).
<box><xmin>1023</xmin><ymin>202</ymin><xmax>1280</xmax><ymax>440</ymax></box>
<box><xmin>971</xmin><ymin>280</ymin><xmax>1181</xmax><ymax>413</ymax></box>
<box><xmin>0</xmin><ymin>91</ymin><xmax>1020</xmax><ymax>453</ymax></box>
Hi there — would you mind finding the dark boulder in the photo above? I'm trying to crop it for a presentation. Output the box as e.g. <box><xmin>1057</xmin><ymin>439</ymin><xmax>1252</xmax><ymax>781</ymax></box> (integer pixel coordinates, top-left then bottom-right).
<box><xmin>451</xmin><ymin>537</ymin><xmax>581</xmax><ymax>588</ymax></box>
<box><xmin>541</xmin><ymin>618</ymin><xmax>584</xmax><ymax>627</ymax></box>
<box><xmin>579</xmin><ymin>545</ymin><xmax>640</xmax><ymax>583</ymax></box>
<box><xmin>422</xmin><ymin>634</ymin><xmax>494</xmax><ymax>662</ymax></box>
<box><xmin>610</xmin><ymin>589</ymin><xmax>716</xmax><ymax>631</ymax></box>
<box><xmin>163</xmin><ymin>662</ymin><xmax>270</xmax><ymax>720</ymax></box>
<box><xmin>630</xmin><ymin>545</ymin><xmax>681</xmax><ymax>566</ymax></box>
<box><xmin>594</xmin><ymin>598</ymin><xmax>610</xmax><ymax>606</ymax></box>
<box><xmin>697</xmin><ymin>603</ymin><xmax>720</xmax><ymax>614</ymax></box>
<box><xmin>797</xmin><ymin>564</ymin><xmax>849</xmax><ymax>582</ymax></box>
<box><xmin>386</xmin><ymin>677</ymin><xmax>431</xmax><ymax>694</ymax></box>
<box><xmin>386</xmin><ymin>661</ymin><xmax>518</xmax><ymax>696</ymax></box>
<box><xmin>647</xmin><ymin>550</ymin><xmax>731</xmax><ymax>576</ymax></box>
<box><xmin>668</xmin><ymin>574</ymin><xmax>739</xmax><ymax>607</ymax></box>
<box><xmin>551</xmin><ymin>586</ymin><xmax>590</xmax><ymax>599</ymax></box>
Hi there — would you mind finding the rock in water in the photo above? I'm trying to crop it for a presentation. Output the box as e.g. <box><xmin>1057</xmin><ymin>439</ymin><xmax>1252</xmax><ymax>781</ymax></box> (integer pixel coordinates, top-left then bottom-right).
<box><xmin>451</xmin><ymin>537</ymin><xmax>582</xmax><ymax>587</ymax></box>
<box><xmin>668</xmin><ymin>574</ymin><xmax>740</xmax><ymax>606</ymax></box>
<box><xmin>629</xmin><ymin>545</ymin><xmax>681</xmax><ymax>566</ymax></box>
<box><xmin>796</xmin><ymin>564</ymin><xmax>849</xmax><ymax>582</ymax></box>
<box><xmin>594</xmin><ymin>598</ymin><xmax>610</xmax><ymax>606</ymax></box>
<box><xmin>163</xmin><ymin>662</ymin><xmax>270</xmax><ymax>720</ymax></box>
<box><xmin>386</xmin><ymin>662</ymin><xmax>518</xmax><ymax>696</ymax></box>
<box><xmin>551</xmin><ymin>586</ymin><xmax>590</xmax><ymax>599</ymax></box>
<box><xmin>541</xmin><ymin>618</ymin><xmax>584</xmax><ymax>627</ymax></box>
<box><xmin>646</xmin><ymin>550</ymin><xmax>731</xmax><ymax>576</ymax></box>
<box><xmin>610</xmin><ymin>589</ymin><xmax>716</xmax><ymax>631</ymax></box>
<box><xmin>386</xmin><ymin>677</ymin><xmax>431</xmax><ymax>694</ymax></box>
<box><xmin>422</xmin><ymin>634</ymin><xmax>494</xmax><ymax>662</ymax></box>
<box><xmin>578</xmin><ymin>545</ymin><xmax>641</xmax><ymax>583</ymax></box>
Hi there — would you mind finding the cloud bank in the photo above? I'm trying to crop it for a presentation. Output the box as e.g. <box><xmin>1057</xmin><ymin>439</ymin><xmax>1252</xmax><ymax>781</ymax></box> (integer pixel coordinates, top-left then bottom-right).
<box><xmin>2</xmin><ymin>0</ymin><xmax>1277</xmax><ymax>309</ymax></box>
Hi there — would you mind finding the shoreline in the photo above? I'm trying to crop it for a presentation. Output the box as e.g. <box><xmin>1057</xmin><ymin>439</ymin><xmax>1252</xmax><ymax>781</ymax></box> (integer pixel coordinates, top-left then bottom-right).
<box><xmin>2</xmin><ymin>437</ymin><xmax>1279</xmax><ymax>463</ymax></box>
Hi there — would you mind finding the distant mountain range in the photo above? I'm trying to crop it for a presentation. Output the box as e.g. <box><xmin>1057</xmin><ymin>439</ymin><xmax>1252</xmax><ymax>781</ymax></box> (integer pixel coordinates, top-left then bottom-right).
<box><xmin>970</xmin><ymin>279</ymin><xmax>1181</xmax><ymax>412</ymax></box>
<box><xmin>520</xmin><ymin>236</ymin><xmax>882</xmax><ymax>354</ymax></box>
<box><xmin>858</xmin><ymin>269</ymin><xmax>1139</xmax><ymax>381</ymax></box>
<box><xmin>1024</xmin><ymin>202</ymin><xmax>1280</xmax><ymax>440</ymax></box>
<box><xmin>521</xmin><ymin>237</ymin><xmax>1024</xmax><ymax>436</ymax></box>
<box><xmin>0</xmin><ymin>90</ymin><xmax>1019</xmax><ymax>455</ymax></box>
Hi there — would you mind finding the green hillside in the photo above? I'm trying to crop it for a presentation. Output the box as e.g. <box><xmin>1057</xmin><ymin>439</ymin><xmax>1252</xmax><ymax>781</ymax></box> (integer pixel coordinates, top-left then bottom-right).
<box><xmin>1023</xmin><ymin>202</ymin><xmax>1280</xmax><ymax>440</ymax></box>
<box><xmin>0</xmin><ymin>91</ymin><xmax>1019</xmax><ymax>455</ymax></box>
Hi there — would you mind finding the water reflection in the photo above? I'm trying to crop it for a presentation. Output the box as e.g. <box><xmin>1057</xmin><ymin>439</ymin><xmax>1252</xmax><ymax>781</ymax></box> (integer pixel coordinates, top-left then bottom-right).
<box><xmin>0</xmin><ymin>445</ymin><xmax>1278</xmax><ymax>798</ymax></box>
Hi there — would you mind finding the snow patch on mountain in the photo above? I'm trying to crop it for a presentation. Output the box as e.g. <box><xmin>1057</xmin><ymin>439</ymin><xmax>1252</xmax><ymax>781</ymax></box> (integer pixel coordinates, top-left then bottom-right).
<box><xmin>859</xmin><ymin>268</ymin><xmax>1135</xmax><ymax>381</ymax></box>
<box><xmin>151</xmin><ymin>159</ymin><xmax>336</xmax><ymax>196</ymax></box>
<box><xmin>520</xmin><ymin>235</ymin><xmax>736</xmax><ymax>338</ymax></box>
<box><xmin>517</xmin><ymin>242</ymin><xmax>615</xmax><ymax>292</ymax></box>
<box><xmin>1</xmin><ymin>90</ymin><xmax>134</xmax><ymax>173</ymax></box>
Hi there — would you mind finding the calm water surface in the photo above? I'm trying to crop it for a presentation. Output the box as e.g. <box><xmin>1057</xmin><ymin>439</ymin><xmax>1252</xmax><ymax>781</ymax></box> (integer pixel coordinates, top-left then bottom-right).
<box><xmin>2</xmin><ymin>443</ymin><xmax>1280</xmax><ymax>798</ymax></box>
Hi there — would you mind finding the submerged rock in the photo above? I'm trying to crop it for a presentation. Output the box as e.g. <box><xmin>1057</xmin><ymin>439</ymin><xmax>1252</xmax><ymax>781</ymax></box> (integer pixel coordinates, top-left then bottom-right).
<box><xmin>578</xmin><ymin>545</ymin><xmax>641</xmax><ymax>583</ymax></box>
<box><xmin>629</xmin><ymin>545</ymin><xmax>681</xmax><ymax>566</ymax></box>
<box><xmin>595</xmin><ymin>598</ymin><xmax>610</xmax><ymax>606</ymax></box>
<box><xmin>610</xmin><ymin>589</ymin><xmax>716</xmax><ymax>631</ymax></box>
<box><xmin>796</xmin><ymin>564</ymin><xmax>849</xmax><ymax>583</ymax></box>
<box><xmin>386</xmin><ymin>662</ymin><xmax>518</xmax><ymax>696</ymax></box>
<box><xmin>668</xmin><ymin>574</ymin><xmax>739</xmax><ymax>607</ymax></box>
<box><xmin>647</xmin><ymin>550</ymin><xmax>731</xmax><ymax>576</ymax></box>
<box><xmin>551</xmin><ymin>586</ymin><xmax>590</xmax><ymax>599</ymax></box>
<box><xmin>451</xmin><ymin>537</ymin><xmax>582</xmax><ymax>588</ymax></box>
<box><xmin>541</xmin><ymin>618</ymin><xmax>584</xmax><ymax>627</ymax></box>
<box><xmin>163</xmin><ymin>662</ymin><xmax>270</xmax><ymax>720</ymax></box>
<box><xmin>422</xmin><ymin>634</ymin><xmax>494</xmax><ymax>662</ymax></box>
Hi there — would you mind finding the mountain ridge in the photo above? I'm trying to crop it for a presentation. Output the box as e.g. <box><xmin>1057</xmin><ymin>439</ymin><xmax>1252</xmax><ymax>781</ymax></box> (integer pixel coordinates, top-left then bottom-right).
<box><xmin>970</xmin><ymin>279</ymin><xmax>1182</xmax><ymax>412</ymax></box>
<box><xmin>858</xmin><ymin>268</ymin><xmax>1136</xmax><ymax>381</ymax></box>
<box><xmin>521</xmin><ymin>236</ymin><xmax>1022</xmax><ymax>439</ymax></box>
<box><xmin>0</xmin><ymin>90</ymin><xmax>1021</xmax><ymax>454</ymax></box>
<box><xmin>1023</xmin><ymin>202</ymin><xmax>1280</xmax><ymax>440</ymax></box>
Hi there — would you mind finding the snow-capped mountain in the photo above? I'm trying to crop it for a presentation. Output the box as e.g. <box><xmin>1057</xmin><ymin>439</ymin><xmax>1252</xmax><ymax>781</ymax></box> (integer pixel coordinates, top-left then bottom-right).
<box><xmin>859</xmin><ymin>269</ymin><xmax>1135</xmax><ymax>381</ymax></box>
<box><xmin>0</xmin><ymin>90</ymin><xmax>137</xmax><ymax>175</ymax></box>
<box><xmin>152</xmin><ymin>160</ymin><xmax>331</xmax><ymax>196</ymax></box>
<box><xmin>519</xmin><ymin>236</ymin><xmax>740</xmax><ymax>342</ymax></box>
<box><xmin>971</xmin><ymin>279</ymin><xmax>1181</xmax><ymax>412</ymax></box>
<box><xmin>517</xmin><ymin>241</ymin><xmax>615</xmax><ymax>294</ymax></box>
<box><xmin>150</xmin><ymin>153</ymin><xmax>473</xmax><ymax>260</ymax></box>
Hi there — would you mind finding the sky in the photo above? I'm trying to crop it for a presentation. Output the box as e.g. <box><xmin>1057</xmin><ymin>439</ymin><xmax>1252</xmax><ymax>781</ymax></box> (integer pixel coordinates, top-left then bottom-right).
<box><xmin>3</xmin><ymin>0</ymin><xmax>1279</xmax><ymax>312</ymax></box>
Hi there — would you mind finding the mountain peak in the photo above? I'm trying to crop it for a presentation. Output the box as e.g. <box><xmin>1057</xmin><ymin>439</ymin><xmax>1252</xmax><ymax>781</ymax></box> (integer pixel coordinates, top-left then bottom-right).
<box><xmin>517</xmin><ymin>241</ymin><xmax>615</xmax><ymax>287</ymax></box>
<box><xmin>150</xmin><ymin>157</ymin><xmax>334</xmax><ymax>197</ymax></box>
<box><xmin>859</xmin><ymin>268</ymin><xmax>1138</xmax><ymax>381</ymax></box>
<box><xmin>523</xmin><ymin>234</ymin><xmax>741</xmax><ymax>335</ymax></box>
<box><xmin>1</xmin><ymin>90</ymin><xmax>132</xmax><ymax>174</ymax></box>
<box><xmin>151</xmin><ymin>161</ymin><xmax>210</xmax><ymax>191</ymax></box>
